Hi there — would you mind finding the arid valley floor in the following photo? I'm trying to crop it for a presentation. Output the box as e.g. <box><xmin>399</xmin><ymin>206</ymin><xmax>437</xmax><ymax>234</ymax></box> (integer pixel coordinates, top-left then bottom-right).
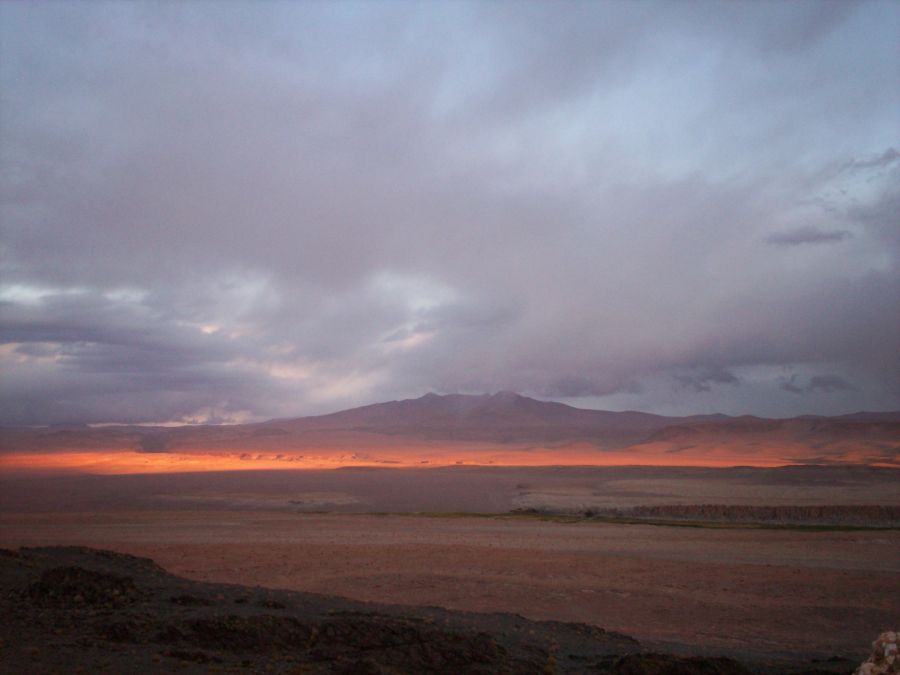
<box><xmin>2</xmin><ymin>465</ymin><xmax>898</xmax><ymax>673</ymax></box>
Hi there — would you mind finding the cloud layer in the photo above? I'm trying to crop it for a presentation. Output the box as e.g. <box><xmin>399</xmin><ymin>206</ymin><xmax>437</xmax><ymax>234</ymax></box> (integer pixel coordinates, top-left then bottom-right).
<box><xmin>1</xmin><ymin>1</ymin><xmax>898</xmax><ymax>424</ymax></box>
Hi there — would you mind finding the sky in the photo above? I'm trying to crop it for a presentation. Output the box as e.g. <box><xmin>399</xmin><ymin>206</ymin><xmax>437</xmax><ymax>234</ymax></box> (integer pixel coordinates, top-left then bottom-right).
<box><xmin>1</xmin><ymin>0</ymin><xmax>898</xmax><ymax>426</ymax></box>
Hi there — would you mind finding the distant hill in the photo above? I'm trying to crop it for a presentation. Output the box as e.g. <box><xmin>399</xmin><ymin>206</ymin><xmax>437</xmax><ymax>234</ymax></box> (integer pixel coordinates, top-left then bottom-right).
<box><xmin>262</xmin><ymin>391</ymin><xmax>727</xmax><ymax>443</ymax></box>
<box><xmin>1</xmin><ymin>392</ymin><xmax>897</xmax><ymax>469</ymax></box>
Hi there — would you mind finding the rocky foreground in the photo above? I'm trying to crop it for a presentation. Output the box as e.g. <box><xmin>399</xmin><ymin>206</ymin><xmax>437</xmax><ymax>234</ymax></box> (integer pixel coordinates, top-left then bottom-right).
<box><xmin>0</xmin><ymin>547</ymin><xmax>865</xmax><ymax>674</ymax></box>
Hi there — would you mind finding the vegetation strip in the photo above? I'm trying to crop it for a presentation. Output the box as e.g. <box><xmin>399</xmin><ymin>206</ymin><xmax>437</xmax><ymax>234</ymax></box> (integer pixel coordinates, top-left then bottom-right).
<box><xmin>355</xmin><ymin>510</ymin><xmax>900</xmax><ymax>531</ymax></box>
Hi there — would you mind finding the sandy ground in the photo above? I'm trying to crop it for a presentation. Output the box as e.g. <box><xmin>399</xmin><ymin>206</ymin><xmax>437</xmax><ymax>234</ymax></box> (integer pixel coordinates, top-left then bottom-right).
<box><xmin>1</xmin><ymin>510</ymin><xmax>897</xmax><ymax>660</ymax></box>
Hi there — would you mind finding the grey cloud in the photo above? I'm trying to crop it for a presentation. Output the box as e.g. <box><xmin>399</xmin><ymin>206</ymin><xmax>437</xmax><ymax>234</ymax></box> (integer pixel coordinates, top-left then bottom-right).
<box><xmin>847</xmin><ymin>168</ymin><xmax>900</xmax><ymax>258</ymax></box>
<box><xmin>781</xmin><ymin>374</ymin><xmax>857</xmax><ymax>395</ymax></box>
<box><xmin>537</xmin><ymin>375</ymin><xmax>640</xmax><ymax>399</ymax></box>
<box><xmin>0</xmin><ymin>290</ymin><xmax>298</xmax><ymax>425</ymax></box>
<box><xmin>780</xmin><ymin>376</ymin><xmax>805</xmax><ymax>395</ymax></box>
<box><xmin>765</xmin><ymin>228</ymin><xmax>852</xmax><ymax>246</ymax></box>
<box><xmin>12</xmin><ymin>342</ymin><xmax>59</xmax><ymax>358</ymax></box>
<box><xmin>137</xmin><ymin>435</ymin><xmax>169</xmax><ymax>453</ymax></box>
<box><xmin>847</xmin><ymin>147</ymin><xmax>899</xmax><ymax>170</ymax></box>
<box><xmin>1</xmin><ymin>1</ymin><xmax>898</xmax><ymax>424</ymax></box>
<box><xmin>674</xmin><ymin>368</ymin><xmax>741</xmax><ymax>393</ymax></box>
<box><xmin>806</xmin><ymin>375</ymin><xmax>856</xmax><ymax>393</ymax></box>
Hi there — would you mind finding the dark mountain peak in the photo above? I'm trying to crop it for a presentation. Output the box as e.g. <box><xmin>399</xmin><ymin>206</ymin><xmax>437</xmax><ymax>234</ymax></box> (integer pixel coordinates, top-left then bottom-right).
<box><xmin>491</xmin><ymin>390</ymin><xmax>522</xmax><ymax>400</ymax></box>
<box><xmin>409</xmin><ymin>391</ymin><xmax>528</xmax><ymax>410</ymax></box>
<box><xmin>487</xmin><ymin>390</ymin><xmax>530</xmax><ymax>406</ymax></box>
<box><xmin>415</xmin><ymin>391</ymin><xmax>523</xmax><ymax>403</ymax></box>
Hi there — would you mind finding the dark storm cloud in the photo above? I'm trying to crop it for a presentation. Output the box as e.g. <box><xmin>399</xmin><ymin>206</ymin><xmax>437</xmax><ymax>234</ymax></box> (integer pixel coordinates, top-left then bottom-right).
<box><xmin>1</xmin><ymin>0</ymin><xmax>898</xmax><ymax>424</ymax></box>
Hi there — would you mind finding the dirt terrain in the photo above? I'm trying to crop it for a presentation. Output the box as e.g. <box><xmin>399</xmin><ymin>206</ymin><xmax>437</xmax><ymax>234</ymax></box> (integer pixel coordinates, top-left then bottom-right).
<box><xmin>2</xmin><ymin>510</ymin><xmax>896</xmax><ymax>667</ymax></box>
<box><xmin>0</xmin><ymin>546</ymin><xmax>672</xmax><ymax>674</ymax></box>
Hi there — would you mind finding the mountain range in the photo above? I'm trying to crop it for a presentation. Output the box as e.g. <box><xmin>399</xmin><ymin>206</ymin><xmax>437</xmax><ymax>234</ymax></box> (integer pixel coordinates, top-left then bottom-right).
<box><xmin>2</xmin><ymin>392</ymin><xmax>898</xmax><ymax>470</ymax></box>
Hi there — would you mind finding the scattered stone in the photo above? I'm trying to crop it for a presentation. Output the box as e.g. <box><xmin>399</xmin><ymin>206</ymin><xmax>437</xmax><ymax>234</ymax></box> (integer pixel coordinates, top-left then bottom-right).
<box><xmin>613</xmin><ymin>653</ymin><xmax>752</xmax><ymax>675</ymax></box>
<box><xmin>26</xmin><ymin>566</ymin><xmax>145</xmax><ymax>608</ymax></box>
<box><xmin>170</xmin><ymin>594</ymin><xmax>214</xmax><ymax>606</ymax></box>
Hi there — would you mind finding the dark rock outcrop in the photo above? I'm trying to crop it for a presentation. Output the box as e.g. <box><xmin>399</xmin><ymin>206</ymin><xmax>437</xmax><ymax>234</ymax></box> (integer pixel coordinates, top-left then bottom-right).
<box><xmin>0</xmin><ymin>546</ymin><xmax>857</xmax><ymax>674</ymax></box>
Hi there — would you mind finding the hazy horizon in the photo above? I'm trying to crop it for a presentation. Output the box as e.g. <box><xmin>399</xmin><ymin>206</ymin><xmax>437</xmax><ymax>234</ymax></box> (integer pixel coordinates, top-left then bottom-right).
<box><xmin>2</xmin><ymin>0</ymin><xmax>899</xmax><ymax>426</ymax></box>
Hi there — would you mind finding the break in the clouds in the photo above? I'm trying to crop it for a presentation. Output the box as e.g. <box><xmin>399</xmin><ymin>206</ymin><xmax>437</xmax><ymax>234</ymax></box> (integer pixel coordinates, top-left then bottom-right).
<box><xmin>1</xmin><ymin>0</ymin><xmax>898</xmax><ymax>425</ymax></box>
<box><xmin>781</xmin><ymin>374</ymin><xmax>857</xmax><ymax>395</ymax></box>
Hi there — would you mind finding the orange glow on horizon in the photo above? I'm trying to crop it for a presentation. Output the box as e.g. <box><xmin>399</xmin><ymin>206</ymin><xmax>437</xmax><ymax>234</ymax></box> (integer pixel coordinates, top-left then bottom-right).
<box><xmin>0</xmin><ymin>446</ymin><xmax>811</xmax><ymax>475</ymax></box>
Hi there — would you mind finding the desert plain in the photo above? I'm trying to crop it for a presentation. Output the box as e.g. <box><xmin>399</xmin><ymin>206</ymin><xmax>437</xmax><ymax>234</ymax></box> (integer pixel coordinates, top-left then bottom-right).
<box><xmin>2</xmin><ymin>463</ymin><xmax>899</xmax><ymax>671</ymax></box>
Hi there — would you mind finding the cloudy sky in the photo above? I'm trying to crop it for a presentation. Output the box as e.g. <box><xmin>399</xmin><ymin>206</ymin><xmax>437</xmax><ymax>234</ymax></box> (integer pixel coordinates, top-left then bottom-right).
<box><xmin>1</xmin><ymin>0</ymin><xmax>898</xmax><ymax>425</ymax></box>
